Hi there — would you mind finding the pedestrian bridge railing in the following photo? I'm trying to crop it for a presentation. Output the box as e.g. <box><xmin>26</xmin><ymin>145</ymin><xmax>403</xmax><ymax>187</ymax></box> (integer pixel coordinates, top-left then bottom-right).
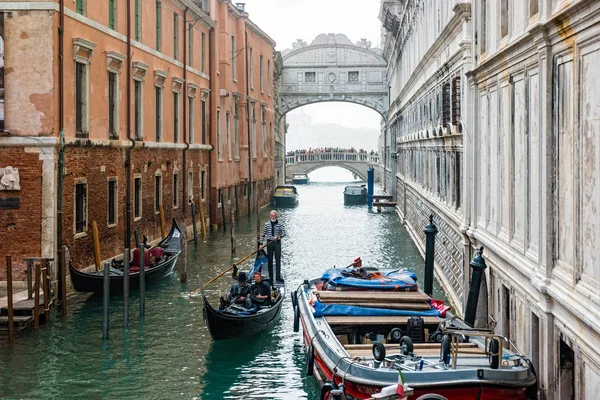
<box><xmin>286</xmin><ymin>152</ymin><xmax>380</xmax><ymax>165</ymax></box>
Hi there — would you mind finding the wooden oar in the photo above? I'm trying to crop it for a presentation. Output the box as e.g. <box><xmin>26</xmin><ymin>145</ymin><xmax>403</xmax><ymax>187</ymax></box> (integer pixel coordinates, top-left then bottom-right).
<box><xmin>189</xmin><ymin>245</ymin><xmax>267</xmax><ymax>297</ymax></box>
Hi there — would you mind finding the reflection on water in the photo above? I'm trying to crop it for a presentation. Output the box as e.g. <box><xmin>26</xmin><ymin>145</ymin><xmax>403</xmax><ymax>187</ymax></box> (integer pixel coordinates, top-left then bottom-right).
<box><xmin>0</xmin><ymin>181</ymin><xmax>445</xmax><ymax>400</ymax></box>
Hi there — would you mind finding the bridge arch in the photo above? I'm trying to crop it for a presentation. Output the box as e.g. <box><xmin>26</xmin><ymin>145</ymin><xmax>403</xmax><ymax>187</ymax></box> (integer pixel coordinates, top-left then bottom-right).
<box><xmin>277</xmin><ymin>33</ymin><xmax>388</xmax><ymax>122</ymax></box>
<box><xmin>300</xmin><ymin>163</ymin><xmax>368</xmax><ymax>182</ymax></box>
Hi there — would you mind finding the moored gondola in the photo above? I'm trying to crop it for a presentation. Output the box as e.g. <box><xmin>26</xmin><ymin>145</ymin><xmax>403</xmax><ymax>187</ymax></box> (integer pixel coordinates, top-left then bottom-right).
<box><xmin>202</xmin><ymin>250</ymin><xmax>285</xmax><ymax>341</ymax></box>
<box><xmin>69</xmin><ymin>219</ymin><xmax>182</xmax><ymax>294</ymax></box>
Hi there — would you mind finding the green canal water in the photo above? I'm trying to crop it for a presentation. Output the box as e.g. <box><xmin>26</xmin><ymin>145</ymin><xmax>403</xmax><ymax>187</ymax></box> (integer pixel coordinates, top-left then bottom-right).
<box><xmin>0</xmin><ymin>181</ymin><xmax>445</xmax><ymax>399</ymax></box>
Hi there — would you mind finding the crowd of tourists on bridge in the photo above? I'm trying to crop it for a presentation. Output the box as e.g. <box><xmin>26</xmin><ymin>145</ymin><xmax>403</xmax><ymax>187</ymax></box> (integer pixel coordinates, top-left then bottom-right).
<box><xmin>286</xmin><ymin>147</ymin><xmax>378</xmax><ymax>156</ymax></box>
<box><xmin>286</xmin><ymin>147</ymin><xmax>379</xmax><ymax>163</ymax></box>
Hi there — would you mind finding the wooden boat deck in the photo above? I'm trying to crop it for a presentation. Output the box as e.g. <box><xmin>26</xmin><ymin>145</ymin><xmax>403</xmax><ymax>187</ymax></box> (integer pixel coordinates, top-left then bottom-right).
<box><xmin>342</xmin><ymin>342</ymin><xmax>486</xmax><ymax>358</ymax></box>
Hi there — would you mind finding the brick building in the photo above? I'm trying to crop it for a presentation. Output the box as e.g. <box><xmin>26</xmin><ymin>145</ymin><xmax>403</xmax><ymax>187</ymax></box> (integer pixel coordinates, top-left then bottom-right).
<box><xmin>0</xmin><ymin>0</ymin><xmax>276</xmax><ymax>287</ymax></box>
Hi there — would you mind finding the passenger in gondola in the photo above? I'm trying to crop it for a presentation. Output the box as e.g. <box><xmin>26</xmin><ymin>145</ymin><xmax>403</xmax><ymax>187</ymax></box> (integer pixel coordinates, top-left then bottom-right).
<box><xmin>250</xmin><ymin>271</ymin><xmax>271</xmax><ymax>307</ymax></box>
<box><xmin>226</xmin><ymin>271</ymin><xmax>252</xmax><ymax>308</ymax></box>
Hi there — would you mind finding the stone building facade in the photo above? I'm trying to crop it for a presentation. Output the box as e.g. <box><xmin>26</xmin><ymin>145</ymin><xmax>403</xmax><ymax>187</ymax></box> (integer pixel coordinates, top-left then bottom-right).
<box><xmin>0</xmin><ymin>1</ymin><xmax>277</xmax><ymax>285</ymax></box>
<box><xmin>382</xmin><ymin>0</ymin><xmax>600</xmax><ymax>398</ymax></box>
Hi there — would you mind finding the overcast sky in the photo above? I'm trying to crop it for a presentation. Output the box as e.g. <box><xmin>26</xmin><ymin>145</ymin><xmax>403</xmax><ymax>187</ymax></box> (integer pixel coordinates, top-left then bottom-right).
<box><xmin>244</xmin><ymin>0</ymin><xmax>383</xmax><ymax>148</ymax></box>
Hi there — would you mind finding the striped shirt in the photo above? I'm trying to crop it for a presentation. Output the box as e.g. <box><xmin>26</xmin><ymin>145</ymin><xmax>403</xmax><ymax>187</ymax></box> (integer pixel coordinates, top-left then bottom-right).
<box><xmin>259</xmin><ymin>220</ymin><xmax>286</xmax><ymax>244</ymax></box>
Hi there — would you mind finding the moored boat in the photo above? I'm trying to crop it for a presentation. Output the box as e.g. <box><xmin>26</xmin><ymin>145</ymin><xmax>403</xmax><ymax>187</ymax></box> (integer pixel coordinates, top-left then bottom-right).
<box><xmin>69</xmin><ymin>219</ymin><xmax>182</xmax><ymax>294</ymax></box>
<box><xmin>273</xmin><ymin>185</ymin><xmax>299</xmax><ymax>206</ymax></box>
<box><xmin>344</xmin><ymin>185</ymin><xmax>368</xmax><ymax>205</ymax></box>
<box><xmin>292</xmin><ymin>265</ymin><xmax>537</xmax><ymax>399</ymax></box>
<box><xmin>292</xmin><ymin>173</ymin><xmax>310</xmax><ymax>184</ymax></box>
<box><xmin>203</xmin><ymin>250</ymin><xmax>285</xmax><ymax>341</ymax></box>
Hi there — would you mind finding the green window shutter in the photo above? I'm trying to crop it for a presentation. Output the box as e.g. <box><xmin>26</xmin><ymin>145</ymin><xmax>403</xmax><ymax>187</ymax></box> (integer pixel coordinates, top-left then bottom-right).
<box><xmin>202</xmin><ymin>33</ymin><xmax>206</xmax><ymax>73</ymax></box>
<box><xmin>156</xmin><ymin>2</ymin><xmax>162</xmax><ymax>51</ymax></box>
<box><xmin>109</xmin><ymin>0</ymin><xmax>115</xmax><ymax>29</ymax></box>
<box><xmin>188</xmin><ymin>24</ymin><xmax>193</xmax><ymax>67</ymax></box>
<box><xmin>76</xmin><ymin>0</ymin><xmax>84</xmax><ymax>15</ymax></box>
<box><xmin>135</xmin><ymin>0</ymin><xmax>141</xmax><ymax>41</ymax></box>
<box><xmin>174</xmin><ymin>14</ymin><xmax>178</xmax><ymax>60</ymax></box>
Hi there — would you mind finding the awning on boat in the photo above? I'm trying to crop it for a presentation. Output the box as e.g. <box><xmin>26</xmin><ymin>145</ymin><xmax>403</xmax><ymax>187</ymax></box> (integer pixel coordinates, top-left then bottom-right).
<box><xmin>312</xmin><ymin>301</ymin><xmax>443</xmax><ymax>318</ymax></box>
<box><xmin>321</xmin><ymin>268</ymin><xmax>418</xmax><ymax>291</ymax></box>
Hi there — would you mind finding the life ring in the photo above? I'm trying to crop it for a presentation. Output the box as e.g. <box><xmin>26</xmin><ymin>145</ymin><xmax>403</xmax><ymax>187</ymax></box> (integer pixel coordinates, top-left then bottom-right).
<box><xmin>372</xmin><ymin>341</ymin><xmax>386</xmax><ymax>362</ymax></box>
<box><xmin>291</xmin><ymin>290</ymin><xmax>297</xmax><ymax>309</ymax></box>
<box><xmin>400</xmin><ymin>336</ymin><xmax>414</xmax><ymax>355</ymax></box>
<box><xmin>440</xmin><ymin>335</ymin><xmax>451</xmax><ymax>364</ymax></box>
<box><xmin>306</xmin><ymin>344</ymin><xmax>315</xmax><ymax>376</ymax></box>
<box><xmin>488</xmin><ymin>339</ymin><xmax>500</xmax><ymax>369</ymax></box>
<box><xmin>293</xmin><ymin>305</ymin><xmax>300</xmax><ymax>332</ymax></box>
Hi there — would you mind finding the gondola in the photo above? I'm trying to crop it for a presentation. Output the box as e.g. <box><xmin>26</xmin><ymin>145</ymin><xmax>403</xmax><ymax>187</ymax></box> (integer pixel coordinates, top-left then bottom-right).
<box><xmin>69</xmin><ymin>219</ymin><xmax>182</xmax><ymax>294</ymax></box>
<box><xmin>202</xmin><ymin>250</ymin><xmax>286</xmax><ymax>341</ymax></box>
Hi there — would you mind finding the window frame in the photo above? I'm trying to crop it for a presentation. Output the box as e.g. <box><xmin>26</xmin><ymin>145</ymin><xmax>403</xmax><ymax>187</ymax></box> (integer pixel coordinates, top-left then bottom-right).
<box><xmin>108</xmin><ymin>71</ymin><xmax>119</xmax><ymax>138</ymax></box>
<box><xmin>173</xmin><ymin>13</ymin><xmax>179</xmax><ymax>60</ymax></box>
<box><xmin>188</xmin><ymin>95</ymin><xmax>195</xmax><ymax>144</ymax></box>
<box><xmin>231</xmin><ymin>35</ymin><xmax>236</xmax><ymax>81</ymax></box>
<box><xmin>75</xmin><ymin>61</ymin><xmax>89</xmax><ymax>138</ymax></box>
<box><xmin>259</xmin><ymin>54</ymin><xmax>264</xmax><ymax>92</ymax></box>
<box><xmin>134</xmin><ymin>79</ymin><xmax>143</xmax><ymax>140</ymax></box>
<box><xmin>226</xmin><ymin>111</ymin><xmax>231</xmax><ymax>161</ymax></box>
<box><xmin>154</xmin><ymin>173</ymin><xmax>163</xmax><ymax>214</ymax></box>
<box><xmin>107</xmin><ymin>177</ymin><xmax>118</xmax><ymax>227</ymax></box>
<box><xmin>109</xmin><ymin>0</ymin><xmax>117</xmax><ymax>29</ymax></box>
<box><xmin>217</xmin><ymin>108</ymin><xmax>222</xmax><ymax>160</ymax></box>
<box><xmin>156</xmin><ymin>1</ymin><xmax>162</xmax><ymax>51</ymax></box>
<box><xmin>134</xmin><ymin>174</ymin><xmax>143</xmax><ymax>220</ymax></box>
<box><xmin>173</xmin><ymin>172</ymin><xmax>180</xmax><ymax>209</ymax></box>
<box><xmin>249</xmin><ymin>47</ymin><xmax>254</xmax><ymax>89</ymax></box>
<box><xmin>135</xmin><ymin>0</ymin><xmax>142</xmax><ymax>42</ymax></box>
<box><xmin>233</xmin><ymin>99</ymin><xmax>240</xmax><ymax>160</ymax></box>
<box><xmin>74</xmin><ymin>179</ymin><xmax>88</xmax><ymax>237</ymax></box>
<box><xmin>173</xmin><ymin>91</ymin><xmax>180</xmax><ymax>143</ymax></box>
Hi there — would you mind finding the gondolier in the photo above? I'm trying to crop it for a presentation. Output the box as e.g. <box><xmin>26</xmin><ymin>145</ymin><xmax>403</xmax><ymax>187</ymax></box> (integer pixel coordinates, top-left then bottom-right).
<box><xmin>259</xmin><ymin>210</ymin><xmax>286</xmax><ymax>283</ymax></box>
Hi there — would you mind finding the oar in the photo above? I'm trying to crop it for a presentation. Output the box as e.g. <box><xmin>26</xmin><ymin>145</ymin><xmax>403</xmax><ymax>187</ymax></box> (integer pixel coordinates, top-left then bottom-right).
<box><xmin>188</xmin><ymin>244</ymin><xmax>269</xmax><ymax>297</ymax></box>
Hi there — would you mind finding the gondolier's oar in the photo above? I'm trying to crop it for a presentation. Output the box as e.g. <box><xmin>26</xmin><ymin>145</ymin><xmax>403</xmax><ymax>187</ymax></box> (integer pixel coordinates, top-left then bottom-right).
<box><xmin>189</xmin><ymin>242</ymin><xmax>271</xmax><ymax>297</ymax></box>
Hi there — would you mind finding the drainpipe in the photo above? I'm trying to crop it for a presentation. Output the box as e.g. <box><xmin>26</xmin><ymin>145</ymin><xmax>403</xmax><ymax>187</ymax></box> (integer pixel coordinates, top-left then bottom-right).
<box><xmin>245</xmin><ymin>30</ymin><xmax>252</xmax><ymax>216</ymax></box>
<box><xmin>182</xmin><ymin>8</ymin><xmax>188</xmax><ymax>217</ymax></box>
<box><xmin>57</xmin><ymin>0</ymin><xmax>65</xmax><ymax>300</ymax></box>
<box><xmin>125</xmin><ymin>0</ymin><xmax>135</xmax><ymax>250</ymax></box>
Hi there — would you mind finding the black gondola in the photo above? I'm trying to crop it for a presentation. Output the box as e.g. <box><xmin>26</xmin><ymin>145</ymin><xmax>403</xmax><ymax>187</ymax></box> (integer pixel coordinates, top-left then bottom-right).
<box><xmin>69</xmin><ymin>219</ymin><xmax>182</xmax><ymax>294</ymax></box>
<box><xmin>202</xmin><ymin>251</ymin><xmax>285</xmax><ymax>341</ymax></box>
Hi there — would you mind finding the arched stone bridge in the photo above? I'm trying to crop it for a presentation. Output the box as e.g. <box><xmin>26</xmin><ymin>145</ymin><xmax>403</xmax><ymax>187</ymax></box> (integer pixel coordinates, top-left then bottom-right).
<box><xmin>285</xmin><ymin>152</ymin><xmax>380</xmax><ymax>182</ymax></box>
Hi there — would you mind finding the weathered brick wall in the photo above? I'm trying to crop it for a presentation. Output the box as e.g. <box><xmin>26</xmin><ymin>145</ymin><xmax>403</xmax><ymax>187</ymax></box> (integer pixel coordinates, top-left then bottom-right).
<box><xmin>0</xmin><ymin>148</ymin><xmax>43</xmax><ymax>280</ymax></box>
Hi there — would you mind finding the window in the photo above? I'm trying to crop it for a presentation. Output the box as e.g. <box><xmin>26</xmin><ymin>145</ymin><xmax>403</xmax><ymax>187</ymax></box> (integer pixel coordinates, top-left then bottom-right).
<box><xmin>155</xmin><ymin>86</ymin><xmax>162</xmax><ymax>141</ymax></box>
<box><xmin>134</xmin><ymin>0</ymin><xmax>141</xmax><ymax>41</ymax></box>
<box><xmin>304</xmin><ymin>72</ymin><xmax>316</xmax><ymax>83</ymax></box>
<box><xmin>530</xmin><ymin>0</ymin><xmax>539</xmax><ymax>17</ymax></box>
<box><xmin>134</xmin><ymin>176</ymin><xmax>142</xmax><ymax>219</ymax></box>
<box><xmin>75</xmin><ymin>62</ymin><xmax>88</xmax><ymax>137</ymax></box>
<box><xmin>202</xmin><ymin>33</ymin><xmax>206</xmax><ymax>73</ymax></box>
<box><xmin>156</xmin><ymin>1</ymin><xmax>162</xmax><ymax>51</ymax></box>
<box><xmin>173</xmin><ymin>173</ymin><xmax>179</xmax><ymax>208</ymax></box>
<box><xmin>134</xmin><ymin>80</ymin><xmax>143</xmax><ymax>140</ymax></box>
<box><xmin>108</xmin><ymin>71</ymin><xmax>118</xmax><ymax>138</ymax></box>
<box><xmin>76</xmin><ymin>0</ymin><xmax>85</xmax><ymax>15</ymax></box>
<box><xmin>155</xmin><ymin>174</ymin><xmax>162</xmax><ymax>212</ymax></box>
<box><xmin>231</xmin><ymin>35</ymin><xmax>236</xmax><ymax>80</ymax></box>
<box><xmin>217</xmin><ymin>109</ymin><xmax>222</xmax><ymax>160</ymax></box>
<box><xmin>75</xmin><ymin>182</ymin><xmax>87</xmax><ymax>234</ymax></box>
<box><xmin>531</xmin><ymin>313</ymin><xmax>540</xmax><ymax>386</ymax></box>
<box><xmin>480</xmin><ymin>0</ymin><xmax>487</xmax><ymax>54</ymax></box>
<box><xmin>226</xmin><ymin>112</ymin><xmax>231</xmax><ymax>160</ymax></box>
<box><xmin>348</xmin><ymin>71</ymin><xmax>360</xmax><ymax>83</ymax></box>
<box><xmin>201</xmin><ymin>170</ymin><xmax>206</xmax><ymax>199</ymax></box>
<box><xmin>442</xmin><ymin>82</ymin><xmax>451</xmax><ymax>127</ymax></box>
<box><xmin>252</xmin><ymin>105</ymin><xmax>257</xmax><ymax>158</ymax></box>
<box><xmin>173</xmin><ymin>13</ymin><xmax>179</xmax><ymax>60</ymax></box>
<box><xmin>249</xmin><ymin>47</ymin><xmax>254</xmax><ymax>88</ymax></box>
<box><xmin>455</xmin><ymin>152</ymin><xmax>461</xmax><ymax>209</ymax></box>
<box><xmin>451</xmin><ymin>77</ymin><xmax>461</xmax><ymax>125</ymax></box>
<box><xmin>259</xmin><ymin>54</ymin><xmax>264</xmax><ymax>92</ymax></box>
<box><xmin>262</xmin><ymin>106</ymin><xmax>267</xmax><ymax>157</ymax></box>
<box><xmin>173</xmin><ymin>92</ymin><xmax>180</xmax><ymax>142</ymax></box>
<box><xmin>108</xmin><ymin>179</ymin><xmax>117</xmax><ymax>226</ymax></box>
<box><xmin>109</xmin><ymin>0</ymin><xmax>116</xmax><ymax>29</ymax></box>
<box><xmin>188</xmin><ymin>171</ymin><xmax>193</xmax><ymax>204</ymax></box>
<box><xmin>188</xmin><ymin>96</ymin><xmax>195</xmax><ymax>144</ymax></box>
<box><xmin>267</xmin><ymin>60</ymin><xmax>271</xmax><ymax>95</ymax></box>
<box><xmin>501</xmin><ymin>0</ymin><xmax>509</xmax><ymax>38</ymax></box>
<box><xmin>234</xmin><ymin>101</ymin><xmax>239</xmax><ymax>159</ymax></box>
<box><xmin>201</xmin><ymin>100</ymin><xmax>206</xmax><ymax>144</ymax></box>
<box><xmin>188</xmin><ymin>24</ymin><xmax>193</xmax><ymax>67</ymax></box>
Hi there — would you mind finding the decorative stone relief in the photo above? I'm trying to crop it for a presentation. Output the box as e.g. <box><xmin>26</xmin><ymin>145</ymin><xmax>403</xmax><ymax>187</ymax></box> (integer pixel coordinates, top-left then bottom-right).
<box><xmin>0</xmin><ymin>166</ymin><xmax>20</xmax><ymax>191</ymax></box>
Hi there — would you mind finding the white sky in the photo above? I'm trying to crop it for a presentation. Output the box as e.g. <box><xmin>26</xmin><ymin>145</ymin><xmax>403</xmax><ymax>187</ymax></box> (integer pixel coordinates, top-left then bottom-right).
<box><xmin>244</xmin><ymin>0</ymin><xmax>383</xmax><ymax>138</ymax></box>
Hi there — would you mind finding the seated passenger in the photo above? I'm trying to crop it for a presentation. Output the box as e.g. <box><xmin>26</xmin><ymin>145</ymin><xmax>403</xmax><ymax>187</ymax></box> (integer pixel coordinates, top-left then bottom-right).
<box><xmin>226</xmin><ymin>272</ymin><xmax>251</xmax><ymax>308</ymax></box>
<box><xmin>250</xmin><ymin>271</ymin><xmax>271</xmax><ymax>306</ymax></box>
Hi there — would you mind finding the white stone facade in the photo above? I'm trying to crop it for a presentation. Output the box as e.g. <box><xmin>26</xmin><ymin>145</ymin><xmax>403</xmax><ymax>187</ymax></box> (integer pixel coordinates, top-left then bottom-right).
<box><xmin>382</xmin><ymin>0</ymin><xmax>600</xmax><ymax>398</ymax></box>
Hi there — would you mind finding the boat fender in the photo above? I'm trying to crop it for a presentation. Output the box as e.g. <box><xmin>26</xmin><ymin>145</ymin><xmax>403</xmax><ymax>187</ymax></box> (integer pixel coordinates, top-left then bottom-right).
<box><xmin>440</xmin><ymin>335</ymin><xmax>451</xmax><ymax>364</ymax></box>
<box><xmin>372</xmin><ymin>341</ymin><xmax>386</xmax><ymax>362</ymax></box>
<box><xmin>291</xmin><ymin>290</ymin><xmax>297</xmax><ymax>309</ymax></box>
<box><xmin>488</xmin><ymin>339</ymin><xmax>500</xmax><ymax>369</ymax></box>
<box><xmin>293</xmin><ymin>306</ymin><xmax>300</xmax><ymax>332</ymax></box>
<box><xmin>389</xmin><ymin>328</ymin><xmax>403</xmax><ymax>343</ymax></box>
<box><xmin>306</xmin><ymin>345</ymin><xmax>315</xmax><ymax>376</ymax></box>
<box><xmin>400</xmin><ymin>336</ymin><xmax>414</xmax><ymax>356</ymax></box>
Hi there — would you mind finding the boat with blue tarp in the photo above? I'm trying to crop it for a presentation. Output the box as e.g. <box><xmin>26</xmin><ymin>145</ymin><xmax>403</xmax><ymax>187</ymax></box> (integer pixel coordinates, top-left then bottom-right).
<box><xmin>202</xmin><ymin>250</ymin><xmax>285</xmax><ymax>341</ymax></box>
<box><xmin>292</xmin><ymin>262</ymin><xmax>537</xmax><ymax>399</ymax></box>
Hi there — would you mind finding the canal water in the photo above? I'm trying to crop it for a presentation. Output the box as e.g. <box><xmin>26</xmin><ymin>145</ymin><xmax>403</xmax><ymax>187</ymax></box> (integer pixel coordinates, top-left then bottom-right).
<box><xmin>0</xmin><ymin>176</ymin><xmax>445</xmax><ymax>399</ymax></box>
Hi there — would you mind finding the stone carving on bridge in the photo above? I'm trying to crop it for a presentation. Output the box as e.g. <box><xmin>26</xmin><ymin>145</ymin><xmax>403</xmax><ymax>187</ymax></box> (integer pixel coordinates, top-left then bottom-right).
<box><xmin>278</xmin><ymin>33</ymin><xmax>388</xmax><ymax>120</ymax></box>
<box><xmin>0</xmin><ymin>166</ymin><xmax>21</xmax><ymax>191</ymax></box>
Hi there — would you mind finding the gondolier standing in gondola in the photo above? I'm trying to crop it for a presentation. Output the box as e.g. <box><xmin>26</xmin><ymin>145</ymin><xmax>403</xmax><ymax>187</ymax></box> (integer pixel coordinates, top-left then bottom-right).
<box><xmin>259</xmin><ymin>210</ymin><xmax>286</xmax><ymax>283</ymax></box>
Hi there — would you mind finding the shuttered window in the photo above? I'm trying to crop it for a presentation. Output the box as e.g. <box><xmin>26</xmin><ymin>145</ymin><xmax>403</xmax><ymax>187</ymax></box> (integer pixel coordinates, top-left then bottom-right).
<box><xmin>108</xmin><ymin>179</ymin><xmax>117</xmax><ymax>226</ymax></box>
<box><xmin>76</xmin><ymin>0</ymin><xmax>85</xmax><ymax>15</ymax></box>
<box><xmin>109</xmin><ymin>0</ymin><xmax>116</xmax><ymax>29</ymax></box>
<box><xmin>156</xmin><ymin>2</ymin><xmax>162</xmax><ymax>51</ymax></box>
<box><xmin>173</xmin><ymin>14</ymin><xmax>179</xmax><ymax>60</ymax></box>
<box><xmin>188</xmin><ymin>24</ymin><xmax>193</xmax><ymax>67</ymax></box>
<box><xmin>135</xmin><ymin>0</ymin><xmax>141</xmax><ymax>41</ymax></box>
<box><xmin>75</xmin><ymin>182</ymin><xmax>87</xmax><ymax>233</ymax></box>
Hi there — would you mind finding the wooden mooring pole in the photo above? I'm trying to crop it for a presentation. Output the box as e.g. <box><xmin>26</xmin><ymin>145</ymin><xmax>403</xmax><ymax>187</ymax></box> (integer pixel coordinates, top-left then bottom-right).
<box><xmin>103</xmin><ymin>261</ymin><xmax>110</xmax><ymax>340</ymax></box>
<box><xmin>123</xmin><ymin>248</ymin><xmax>130</xmax><ymax>327</ymax></box>
<box><xmin>41</xmin><ymin>258</ymin><xmax>50</xmax><ymax>322</ymax></box>
<box><xmin>33</xmin><ymin>262</ymin><xmax>41</xmax><ymax>329</ymax></box>
<box><xmin>230</xmin><ymin>204</ymin><xmax>236</xmax><ymax>254</ymax></box>
<box><xmin>60</xmin><ymin>246</ymin><xmax>67</xmax><ymax>315</ymax></box>
<box><xmin>159</xmin><ymin>204</ymin><xmax>166</xmax><ymax>239</ymax></box>
<box><xmin>138</xmin><ymin>243</ymin><xmax>145</xmax><ymax>316</ymax></box>
<box><xmin>6</xmin><ymin>256</ymin><xmax>14</xmax><ymax>344</ymax></box>
<box><xmin>92</xmin><ymin>221</ymin><xmax>101</xmax><ymax>271</ymax></box>
<box><xmin>198</xmin><ymin>197</ymin><xmax>206</xmax><ymax>237</ymax></box>
<box><xmin>191</xmin><ymin>202</ymin><xmax>198</xmax><ymax>246</ymax></box>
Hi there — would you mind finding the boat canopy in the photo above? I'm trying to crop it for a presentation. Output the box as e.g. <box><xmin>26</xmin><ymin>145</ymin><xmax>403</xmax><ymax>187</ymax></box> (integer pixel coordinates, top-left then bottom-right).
<box><xmin>312</xmin><ymin>301</ymin><xmax>444</xmax><ymax>318</ymax></box>
<box><xmin>321</xmin><ymin>268</ymin><xmax>418</xmax><ymax>291</ymax></box>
